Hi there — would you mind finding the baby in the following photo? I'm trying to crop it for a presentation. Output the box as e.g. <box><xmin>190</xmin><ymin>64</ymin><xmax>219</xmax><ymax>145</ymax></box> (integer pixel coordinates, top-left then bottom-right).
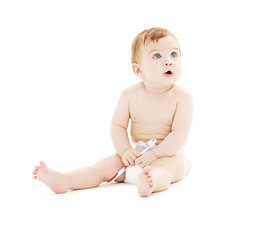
<box><xmin>32</xmin><ymin>27</ymin><xmax>193</xmax><ymax>197</ymax></box>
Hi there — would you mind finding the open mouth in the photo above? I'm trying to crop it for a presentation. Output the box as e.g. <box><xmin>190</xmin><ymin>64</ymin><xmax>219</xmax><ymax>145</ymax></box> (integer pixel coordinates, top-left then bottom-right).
<box><xmin>164</xmin><ymin>70</ymin><xmax>173</xmax><ymax>76</ymax></box>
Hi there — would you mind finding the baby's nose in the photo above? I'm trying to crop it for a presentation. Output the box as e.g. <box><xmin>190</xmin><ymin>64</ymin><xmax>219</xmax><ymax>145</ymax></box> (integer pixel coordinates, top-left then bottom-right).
<box><xmin>165</xmin><ymin>61</ymin><xmax>172</xmax><ymax>66</ymax></box>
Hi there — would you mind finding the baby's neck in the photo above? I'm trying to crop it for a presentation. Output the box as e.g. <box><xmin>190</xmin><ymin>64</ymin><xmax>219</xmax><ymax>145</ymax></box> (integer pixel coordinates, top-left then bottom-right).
<box><xmin>143</xmin><ymin>83</ymin><xmax>174</xmax><ymax>94</ymax></box>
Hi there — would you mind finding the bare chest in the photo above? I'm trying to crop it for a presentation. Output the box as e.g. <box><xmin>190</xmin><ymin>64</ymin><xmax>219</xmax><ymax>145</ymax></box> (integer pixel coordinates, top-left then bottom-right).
<box><xmin>129</xmin><ymin>92</ymin><xmax>178</xmax><ymax>125</ymax></box>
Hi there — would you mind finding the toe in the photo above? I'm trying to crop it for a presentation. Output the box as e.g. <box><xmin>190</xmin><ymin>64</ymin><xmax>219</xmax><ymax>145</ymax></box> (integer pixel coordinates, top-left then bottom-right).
<box><xmin>36</xmin><ymin>169</ymin><xmax>42</xmax><ymax>177</ymax></box>
<box><xmin>39</xmin><ymin>161</ymin><xmax>47</xmax><ymax>168</ymax></box>
<box><xmin>143</xmin><ymin>166</ymin><xmax>151</xmax><ymax>174</ymax></box>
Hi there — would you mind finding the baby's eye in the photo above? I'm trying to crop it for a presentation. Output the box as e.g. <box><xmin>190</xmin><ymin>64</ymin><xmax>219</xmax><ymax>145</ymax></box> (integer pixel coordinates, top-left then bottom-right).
<box><xmin>171</xmin><ymin>52</ymin><xmax>177</xmax><ymax>58</ymax></box>
<box><xmin>153</xmin><ymin>53</ymin><xmax>161</xmax><ymax>59</ymax></box>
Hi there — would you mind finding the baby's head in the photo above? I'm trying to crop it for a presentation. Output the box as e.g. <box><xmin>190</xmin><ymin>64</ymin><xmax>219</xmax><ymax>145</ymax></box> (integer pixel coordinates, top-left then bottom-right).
<box><xmin>131</xmin><ymin>27</ymin><xmax>181</xmax><ymax>92</ymax></box>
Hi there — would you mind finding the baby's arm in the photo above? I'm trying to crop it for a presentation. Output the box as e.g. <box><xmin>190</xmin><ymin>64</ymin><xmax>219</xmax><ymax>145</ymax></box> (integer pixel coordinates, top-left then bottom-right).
<box><xmin>152</xmin><ymin>91</ymin><xmax>193</xmax><ymax>158</ymax></box>
<box><xmin>110</xmin><ymin>88</ymin><xmax>132</xmax><ymax>157</ymax></box>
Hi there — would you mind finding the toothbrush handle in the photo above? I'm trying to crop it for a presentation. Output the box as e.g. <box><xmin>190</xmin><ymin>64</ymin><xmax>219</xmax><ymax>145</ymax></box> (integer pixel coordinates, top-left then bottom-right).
<box><xmin>107</xmin><ymin>166</ymin><xmax>128</xmax><ymax>184</ymax></box>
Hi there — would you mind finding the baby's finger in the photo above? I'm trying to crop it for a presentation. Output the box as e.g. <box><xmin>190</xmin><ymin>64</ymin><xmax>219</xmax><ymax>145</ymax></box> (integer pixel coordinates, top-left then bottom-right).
<box><xmin>133</xmin><ymin>150</ymin><xmax>141</xmax><ymax>158</ymax></box>
<box><xmin>135</xmin><ymin>158</ymin><xmax>141</xmax><ymax>165</ymax></box>
<box><xmin>123</xmin><ymin>159</ymin><xmax>130</xmax><ymax>166</ymax></box>
<box><xmin>128</xmin><ymin>158</ymin><xmax>135</xmax><ymax>166</ymax></box>
<box><xmin>130</xmin><ymin>154</ymin><xmax>136</xmax><ymax>161</ymax></box>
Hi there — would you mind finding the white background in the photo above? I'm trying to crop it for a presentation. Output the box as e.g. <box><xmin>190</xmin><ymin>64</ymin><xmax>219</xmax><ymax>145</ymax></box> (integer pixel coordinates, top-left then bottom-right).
<box><xmin>1</xmin><ymin>0</ymin><xmax>257</xmax><ymax>239</ymax></box>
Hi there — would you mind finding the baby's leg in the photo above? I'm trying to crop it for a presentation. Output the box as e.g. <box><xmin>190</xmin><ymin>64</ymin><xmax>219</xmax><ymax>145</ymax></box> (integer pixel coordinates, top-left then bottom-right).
<box><xmin>67</xmin><ymin>154</ymin><xmax>125</xmax><ymax>190</ymax></box>
<box><xmin>32</xmin><ymin>154</ymin><xmax>125</xmax><ymax>194</ymax></box>
<box><xmin>138</xmin><ymin>153</ymin><xmax>185</xmax><ymax>197</ymax></box>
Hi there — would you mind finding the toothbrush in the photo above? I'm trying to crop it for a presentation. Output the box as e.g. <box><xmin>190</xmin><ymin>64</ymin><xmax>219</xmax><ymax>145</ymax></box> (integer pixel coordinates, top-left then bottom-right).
<box><xmin>107</xmin><ymin>138</ymin><xmax>156</xmax><ymax>184</ymax></box>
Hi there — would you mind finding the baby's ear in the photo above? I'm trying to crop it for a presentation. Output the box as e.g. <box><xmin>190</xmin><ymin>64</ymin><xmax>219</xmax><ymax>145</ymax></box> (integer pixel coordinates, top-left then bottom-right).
<box><xmin>132</xmin><ymin>63</ymin><xmax>142</xmax><ymax>77</ymax></box>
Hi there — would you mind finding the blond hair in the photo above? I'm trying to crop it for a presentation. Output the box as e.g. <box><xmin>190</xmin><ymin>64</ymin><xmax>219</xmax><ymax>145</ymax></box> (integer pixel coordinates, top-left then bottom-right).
<box><xmin>131</xmin><ymin>27</ymin><xmax>181</xmax><ymax>64</ymax></box>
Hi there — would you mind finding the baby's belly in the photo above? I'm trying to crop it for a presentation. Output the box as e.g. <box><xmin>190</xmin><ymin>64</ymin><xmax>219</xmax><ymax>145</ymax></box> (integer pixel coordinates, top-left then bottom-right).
<box><xmin>130</xmin><ymin>121</ymin><xmax>171</xmax><ymax>144</ymax></box>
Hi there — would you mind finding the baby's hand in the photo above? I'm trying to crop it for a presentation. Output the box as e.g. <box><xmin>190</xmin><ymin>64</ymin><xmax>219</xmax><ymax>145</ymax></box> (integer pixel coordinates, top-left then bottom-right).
<box><xmin>135</xmin><ymin>151</ymin><xmax>158</xmax><ymax>168</ymax></box>
<box><xmin>122</xmin><ymin>148</ymin><xmax>141</xmax><ymax>166</ymax></box>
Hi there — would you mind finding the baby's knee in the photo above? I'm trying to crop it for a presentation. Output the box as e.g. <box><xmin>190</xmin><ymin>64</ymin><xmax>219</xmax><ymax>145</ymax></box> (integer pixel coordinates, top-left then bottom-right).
<box><xmin>170</xmin><ymin>154</ymin><xmax>185</xmax><ymax>182</ymax></box>
<box><xmin>152</xmin><ymin>154</ymin><xmax>184</xmax><ymax>182</ymax></box>
<box><xmin>94</xmin><ymin>154</ymin><xmax>124</xmax><ymax>181</ymax></box>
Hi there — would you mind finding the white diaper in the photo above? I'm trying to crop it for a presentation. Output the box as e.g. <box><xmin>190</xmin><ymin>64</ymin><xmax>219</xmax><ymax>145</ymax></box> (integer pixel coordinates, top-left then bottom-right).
<box><xmin>124</xmin><ymin>141</ymin><xmax>191</xmax><ymax>185</ymax></box>
<box><xmin>178</xmin><ymin>147</ymin><xmax>192</xmax><ymax>178</ymax></box>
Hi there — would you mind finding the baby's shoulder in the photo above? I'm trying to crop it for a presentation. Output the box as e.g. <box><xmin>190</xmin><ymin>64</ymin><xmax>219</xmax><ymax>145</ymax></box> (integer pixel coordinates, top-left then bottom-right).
<box><xmin>117</xmin><ymin>83</ymin><xmax>141</xmax><ymax>103</ymax></box>
<box><xmin>173</xmin><ymin>84</ymin><xmax>192</xmax><ymax>100</ymax></box>
<box><xmin>125</xmin><ymin>82</ymin><xmax>142</xmax><ymax>91</ymax></box>
<box><xmin>121</xmin><ymin>83</ymin><xmax>142</xmax><ymax>96</ymax></box>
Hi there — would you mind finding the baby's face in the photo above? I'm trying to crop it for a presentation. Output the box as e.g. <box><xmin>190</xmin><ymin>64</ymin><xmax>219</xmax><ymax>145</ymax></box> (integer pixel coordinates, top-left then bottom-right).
<box><xmin>137</xmin><ymin>36</ymin><xmax>181</xmax><ymax>91</ymax></box>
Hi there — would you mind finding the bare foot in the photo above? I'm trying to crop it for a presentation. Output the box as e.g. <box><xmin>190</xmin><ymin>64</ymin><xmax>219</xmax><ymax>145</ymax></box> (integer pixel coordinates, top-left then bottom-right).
<box><xmin>32</xmin><ymin>161</ymin><xmax>69</xmax><ymax>194</ymax></box>
<box><xmin>138</xmin><ymin>166</ymin><xmax>155</xmax><ymax>197</ymax></box>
